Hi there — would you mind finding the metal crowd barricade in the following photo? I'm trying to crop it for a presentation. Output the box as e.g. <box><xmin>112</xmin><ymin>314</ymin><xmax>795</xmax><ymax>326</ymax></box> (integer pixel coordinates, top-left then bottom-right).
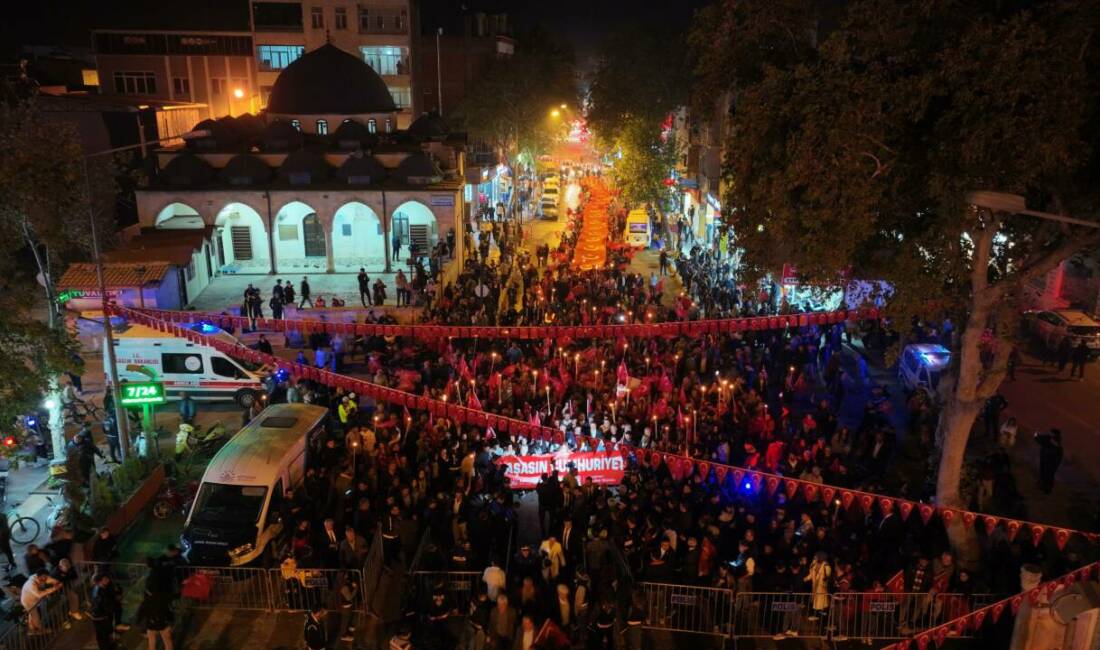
<box><xmin>827</xmin><ymin>592</ymin><xmax>998</xmax><ymax>640</ymax></box>
<box><xmin>176</xmin><ymin>564</ymin><xmax>276</xmax><ymax>611</ymax></box>
<box><xmin>360</xmin><ymin>528</ymin><xmax>385</xmax><ymax>615</ymax></box>
<box><xmin>0</xmin><ymin>583</ymin><xmax>76</xmax><ymax>650</ymax></box>
<box><xmin>730</xmin><ymin>591</ymin><xmax>829</xmax><ymax>639</ymax></box>
<box><xmin>638</xmin><ymin>582</ymin><xmax>734</xmax><ymax>638</ymax></box>
<box><xmin>410</xmin><ymin>570</ymin><xmax>483</xmax><ymax>614</ymax></box>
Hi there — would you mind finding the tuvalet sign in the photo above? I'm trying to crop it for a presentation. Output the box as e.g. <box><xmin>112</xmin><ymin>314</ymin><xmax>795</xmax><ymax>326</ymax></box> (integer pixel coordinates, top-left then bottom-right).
<box><xmin>495</xmin><ymin>449</ymin><xmax>625</xmax><ymax>489</ymax></box>
<box><xmin>120</xmin><ymin>381</ymin><xmax>166</xmax><ymax>406</ymax></box>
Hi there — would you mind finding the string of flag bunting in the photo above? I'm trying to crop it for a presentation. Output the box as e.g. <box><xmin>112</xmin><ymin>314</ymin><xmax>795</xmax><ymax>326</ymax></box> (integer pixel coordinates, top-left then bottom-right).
<box><xmin>109</xmin><ymin>304</ymin><xmax>1100</xmax><ymax>550</ymax></box>
<box><xmin>118</xmin><ymin>305</ymin><xmax>880</xmax><ymax>341</ymax></box>
<box><xmin>879</xmin><ymin>560</ymin><xmax>1099</xmax><ymax>649</ymax></box>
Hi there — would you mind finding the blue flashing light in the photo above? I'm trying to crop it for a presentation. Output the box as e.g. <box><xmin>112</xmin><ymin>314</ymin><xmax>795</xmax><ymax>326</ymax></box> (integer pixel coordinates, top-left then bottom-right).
<box><xmin>25</xmin><ymin>416</ymin><xmax>36</xmax><ymax>428</ymax></box>
<box><xmin>742</xmin><ymin>481</ymin><xmax>753</xmax><ymax>492</ymax></box>
<box><xmin>197</xmin><ymin>322</ymin><xmax>219</xmax><ymax>334</ymax></box>
<box><xmin>275</xmin><ymin>368</ymin><xmax>289</xmax><ymax>382</ymax></box>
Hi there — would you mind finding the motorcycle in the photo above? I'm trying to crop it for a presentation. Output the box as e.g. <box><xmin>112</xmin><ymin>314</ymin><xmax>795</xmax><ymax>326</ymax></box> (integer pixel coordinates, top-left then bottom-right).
<box><xmin>174</xmin><ymin>421</ymin><xmax>228</xmax><ymax>456</ymax></box>
<box><xmin>152</xmin><ymin>477</ymin><xmax>198</xmax><ymax>519</ymax></box>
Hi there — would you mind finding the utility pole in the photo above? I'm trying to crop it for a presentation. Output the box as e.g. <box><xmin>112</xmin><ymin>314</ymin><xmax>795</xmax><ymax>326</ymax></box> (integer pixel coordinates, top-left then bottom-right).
<box><xmin>436</xmin><ymin>28</ymin><xmax>444</xmax><ymax>115</ymax></box>
<box><xmin>84</xmin><ymin>159</ymin><xmax>131</xmax><ymax>459</ymax></box>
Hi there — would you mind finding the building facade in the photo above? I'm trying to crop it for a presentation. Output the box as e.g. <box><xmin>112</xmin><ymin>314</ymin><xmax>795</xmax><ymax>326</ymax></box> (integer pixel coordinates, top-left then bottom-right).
<box><xmin>250</xmin><ymin>0</ymin><xmax>419</xmax><ymax>127</ymax></box>
<box><xmin>114</xmin><ymin>44</ymin><xmax>467</xmax><ymax>308</ymax></box>
<box><xmin>91</xmin><ymin>0</ymin><xmax>420</xmax><ymax>126</ymax></box>
<box><xmin>416</xmin><ymin>11</ymin><xmax>513</xmax><ymax>116</ymax></box>
<box><xmin>91</xmin><ymin>30</ymin><xmax>258</xmax><ymax>120</ymax></box>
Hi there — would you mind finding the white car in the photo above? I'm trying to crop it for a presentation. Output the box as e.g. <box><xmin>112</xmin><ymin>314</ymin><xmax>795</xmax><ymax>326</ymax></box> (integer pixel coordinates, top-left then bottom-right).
<box><xmin>898</xmin><ymin>343</ymin><xmax>951</xmax><ymax>397</ymax></box>
<box><xmin>1025</xmin><ymin>309</ymin><xmax>1100</xmax><ymax>356</ymax></box>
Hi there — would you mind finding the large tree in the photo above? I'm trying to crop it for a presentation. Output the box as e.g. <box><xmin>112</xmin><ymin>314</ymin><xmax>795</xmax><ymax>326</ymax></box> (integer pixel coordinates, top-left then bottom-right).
<box><xmin>0</xmin><ymin>94</ymin><xmax>113</xmax><ymax>449</ymax></box>
<box><xmin>691</xmin><ymin>0</ymin><xmax>1100</xmax><ymax>545</ymax></box>
<box><xmin>587</xmin><ymin>24</ymin><xmax>689</xmax><ymax>230</ymax></box>
<box><xmin>453</xmin><ymin>32</ymin><xmax>577</xmax><ymax>163</ymax></box>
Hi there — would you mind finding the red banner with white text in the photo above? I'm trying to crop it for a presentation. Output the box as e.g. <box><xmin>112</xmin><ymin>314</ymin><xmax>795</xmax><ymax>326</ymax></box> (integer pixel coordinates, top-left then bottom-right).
<box><xmin>496</xmin><ymin>450</ymin><xmax>626</xmax><ymax>489</ymax></box>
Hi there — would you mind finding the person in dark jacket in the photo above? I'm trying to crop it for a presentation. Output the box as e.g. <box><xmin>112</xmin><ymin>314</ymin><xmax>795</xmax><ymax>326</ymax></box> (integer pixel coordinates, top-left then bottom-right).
<box><xmin>90</xmin><ymin>573</ymin><xmax>122</xmax><ymax>649</ymax></box>
<box><xmin>304</xmin><ymin>605</ymin><xmax>328</xmax><ymax>650</ymax></box>
<box><xmin>298</xmin><ymin>277</ymin><xmax>313</xmax><ymax>309</ymax></box>
<box><xmin>137</xmin><ymin>589</ymin><xmax>174</xmax><ymax>649</ymax></box>
<box><xmin>1036</xmin><ymin>428</ymin><xmax>1065</xmax><ymax>494</ymax></box>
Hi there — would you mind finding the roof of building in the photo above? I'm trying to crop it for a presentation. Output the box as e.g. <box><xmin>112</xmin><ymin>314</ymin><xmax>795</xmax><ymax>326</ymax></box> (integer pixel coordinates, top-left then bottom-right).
<box><xmin>261</xmin><ymin>120</ymin><xmax>303</xmax><ymax>152</ymax></box>
<box><xmin>59</xmin><ymin>262</ymin><xmax>172</xmax><ymax>290</ymax></box>
<box><xmin>103</xmin><ymin>246</ymin><xmax>197</xmax><ymax>267</ymax></box>
<box><xmin>161</xmin><ymin>153</ymin><xmax>216</xmax><ymax>186</ymax></box>
<box><xmin>219</xmin><ymin>154</ymin><xmax>272</xmax><ymax>185</ymax></box>
<box><xmin>407</xmin><ymin>111</ymin><xmax>450</xmax><ymax>140</ymax></box>
<box><xmin>278</xmin><ymin>150</ymin><xmax>330</xmax><ymax>183</ymax></box>
<box><xmin>334</xmin><ymin>153</ymin><xmax>388</xmax><ymax>185</ymax></box>
<box><xmin>267</xmin><ymin>44</ymin><xmax>397</xmax><ymax>116</ymax></box>
<box><xmin>392</xmin><ymin>151</ymin><xmax>444</xmax><ymax>185</ymax></box>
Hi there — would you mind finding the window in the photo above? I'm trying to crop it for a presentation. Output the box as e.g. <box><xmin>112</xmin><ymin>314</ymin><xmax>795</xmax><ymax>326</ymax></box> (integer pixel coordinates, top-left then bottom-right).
<box><xmin>192</xmin><ymin>483</ymin><xmax>267</xmax><ymax>525</ymax></box>
<box><xmin>360</xmin><ymin>46</ymin><xmax>408</xmax><ymax>75</ymax></box>
<box><xmin>334</xmin><ymin>7</ymin><xmax>347</xmax><ymax>29</ymax></box>
<box><xmin>267</xmin><ymin>480</ymin><xmax>284</xmax><ymax>526</ymax></box>
<box><xmin>186</xmin><ymin>260</ymin><xmax>196</xmax><ymax>281</ymax></box>
<box><xmin>230</xmin><ymin>226</ymin><xmax>253</xmax><ymax>260</ymax></box>
<box><xmin>311</xmin><ymin>6</ymin><xmax>324</xmax><ymax>29</ymax></box>
<box><xmin>367</xmin><ymin>118</ymin><xmax>377</xmax><ymax>133</ymax></box>
<box><xmin>112</xmin><ymin>71</ymin><xmax>156</xmax><ymax>95</ymax></box>
<box><xmin>385</xmin><ymin>118</ymin><xmax>394</xmax><ymax>133</ymax></box>
<box><xmin>279</xmin><ymin>225</ymin><xmax>299</xmax><ymax>240</ymax></box>
<box><xmin>290</xmin><ymin>119</ymin><xmax>301</xmax><ymax>131</ymax></box>
<box><xmin>172</xmin><ymin>77</ymin><xmax>190</xmax><ymax>96</ymax></box>
<box><xmin>389</xmin><ymin>86</ymin><xmax>411</xmax><ymax>108</ymax></box>
<box><xmin>257</xmin><ymin>45</ymin><xmax>304</xmax><ymax>71</ymax></box>
<box><xmin>316</xmin><ymin>119</ymin><xmax>328</xmax><ymax>135</ymax></box>
<box><xmin>211</xmin><ymin>356</ymin><xmax>244</xmax><ymax>379</ymax></box>
<box><xmin>211</xmin><ymin>77</ymin><xmax>226</xmax><ymax>95</ymax></box>
<box><xmin>162</xmin><ymin>353</ymin><xmax>204</xmax><ymax>374</ymax></box>
<box><xmin>341</xmin><ymin>223</ymin><xmax>352</xmax><ymax>236</ymax></box>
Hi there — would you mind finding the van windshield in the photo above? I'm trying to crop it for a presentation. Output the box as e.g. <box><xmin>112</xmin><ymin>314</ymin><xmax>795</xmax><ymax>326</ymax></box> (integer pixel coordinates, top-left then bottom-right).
<box><xmin>191</xmin><ymin>483</ymin><xmax>267</xmax><ymax>525</ymax></box>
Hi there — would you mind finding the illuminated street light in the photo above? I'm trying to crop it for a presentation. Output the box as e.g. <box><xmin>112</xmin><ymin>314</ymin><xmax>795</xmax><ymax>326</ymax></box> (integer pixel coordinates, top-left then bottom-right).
<box><xmin>550</xmin><ymin>109</ymin><xmax>561</xmax><ymax>118</ymax></box>
<box><xmin>233</xmin><ymin>88</ymin><xmax>245</xmax><ymax>99</ymax></box>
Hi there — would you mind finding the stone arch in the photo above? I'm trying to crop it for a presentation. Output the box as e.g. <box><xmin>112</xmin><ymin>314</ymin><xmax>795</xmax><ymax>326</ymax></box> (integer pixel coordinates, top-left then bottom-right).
<box><xmin>332</xmin><ymin>202</ymin><xmax>385</xmax><ymax>272</ymax></box>
<box><xmin>213</xmin><ymin>202</ymin><xmax>271</xmax><ymax>273</ymax></box>
<box><xmin>273</xmin><ymin>200</ymin><xmax>327</xmax><ymax>273</ymax></box>
<box><xmin>390</xmin><ymin>200</ymin><xmax>438</xmax><ymax>259</ymax></box>
<box><xmin>154</xmin><ymin>202</ymin><xmax>204</xmax><ymax>229</ymax></box>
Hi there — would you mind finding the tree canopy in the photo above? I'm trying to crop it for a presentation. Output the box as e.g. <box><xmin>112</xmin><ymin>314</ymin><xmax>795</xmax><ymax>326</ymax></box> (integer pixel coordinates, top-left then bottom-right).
<box><xmin>452</xmin><ymin>31</ymin><xmax>577</xmax><ymax>161</ymax></box>
<box><xmin>587</xmin><ymin>23</ymin><xmax>690</xmax><ymax>219</ymax></box>
<box><xmin>690</xmin><ymin>0</ymin><xmax>1100</xmax><ymax>515</ymax></box>
<box><xmin>0</xmin><ymin>96</ymin><xmax>105</xmax><ymax>424</ymax></box>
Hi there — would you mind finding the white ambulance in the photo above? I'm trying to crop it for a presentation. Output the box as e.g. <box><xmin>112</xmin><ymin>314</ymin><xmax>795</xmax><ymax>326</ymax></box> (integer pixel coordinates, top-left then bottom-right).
<box><xmin>104</xmin><ymin>322</ymin><xmax>266</xmax><ymax>407</ymax></box>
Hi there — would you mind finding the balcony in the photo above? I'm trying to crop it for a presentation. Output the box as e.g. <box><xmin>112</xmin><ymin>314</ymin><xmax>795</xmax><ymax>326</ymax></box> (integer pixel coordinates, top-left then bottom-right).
<box><xmin>358</xmin><ymin>15</ymin><xmax>408</xmax><ymax>35</ymax></box>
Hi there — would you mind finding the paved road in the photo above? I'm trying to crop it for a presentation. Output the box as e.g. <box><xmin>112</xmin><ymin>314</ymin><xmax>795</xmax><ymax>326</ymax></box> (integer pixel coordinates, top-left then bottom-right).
<box><xmin>997</xmin><ymin>343</ymin><xmax>1100</xmax><ymax>531</ymax></box>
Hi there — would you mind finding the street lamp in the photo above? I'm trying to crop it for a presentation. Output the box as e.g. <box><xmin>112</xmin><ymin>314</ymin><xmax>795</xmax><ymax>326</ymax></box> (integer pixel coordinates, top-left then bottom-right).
<box><xmin>550</xmin><ymin>109</ymin><xmax>561</xmax><ymax>118</ymax></box>
<box><xmin>966</xmin><ymin>191</ymin><xmax>1100</xmax><ymax>229</ymax></box>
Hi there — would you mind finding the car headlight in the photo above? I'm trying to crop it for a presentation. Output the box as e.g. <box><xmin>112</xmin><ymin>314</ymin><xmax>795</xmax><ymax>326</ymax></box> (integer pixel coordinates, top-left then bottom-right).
<box><xmin>229</xmin><ymin>543</ymin><xmax>253</xmax><ymax>556</ymax></box>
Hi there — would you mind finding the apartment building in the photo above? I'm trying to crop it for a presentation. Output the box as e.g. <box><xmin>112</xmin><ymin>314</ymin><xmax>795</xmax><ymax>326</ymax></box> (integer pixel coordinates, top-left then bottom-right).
<box><xmin>91</xmin><ymin>1</ymin><xmax>419</xmax><ymax>126</ymax></box>
<box><xmin>251</xmin><ymin>0</ymin><xmax>418</xmax><ymax>127</ymax></box>
<box><xmin>92</xmin><ymin>30</ymin><xmax>257</xmax><ymax>120</ymax></box>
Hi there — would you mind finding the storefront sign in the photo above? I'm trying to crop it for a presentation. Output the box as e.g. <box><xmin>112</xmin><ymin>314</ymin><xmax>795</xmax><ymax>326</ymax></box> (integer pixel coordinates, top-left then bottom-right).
<box><xmin>495</xmin><ymin>450</ymin><xmax>626</xmax><ymax>489</ymax></box>
<box><xmin>430</xmin><ymin>195</ymin><xmax>455</xmax><ymax>207</ymax></box>
<box><xmin>706</xmin><ymin>193</ymin><xmax>721</xmax><ymax>211</ymax></box>
<box><xmin>120</xmin><ymin>381</ymin><xmax>166</xmax><ymax>406</ymax></box>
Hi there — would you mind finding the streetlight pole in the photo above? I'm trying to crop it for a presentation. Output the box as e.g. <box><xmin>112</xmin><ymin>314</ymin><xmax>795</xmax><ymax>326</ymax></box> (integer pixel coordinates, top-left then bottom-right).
<box><xmin>436</xmin><ymin>28</ymin><xmax>444</xmax><ymax>116</ymax></box>
<box><xmin>967</xmin><ymin>191</ymin><xmax>1100</xmax><ymax>230</ymax></box>
<box><xmin>83</xmin><ymin>129</ymin><xmax>209</xmax><ymax>459</ymax></box>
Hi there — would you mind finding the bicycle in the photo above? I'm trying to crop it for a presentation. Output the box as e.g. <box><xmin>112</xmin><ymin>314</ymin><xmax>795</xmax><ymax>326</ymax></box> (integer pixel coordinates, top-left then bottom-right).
<box><xmin>9</xmin><ymin>511</ymin><xmax>39</xmax><ymax>546</ymax></box>
<box><xmin>62</xmin><ymin>397</ymin><xmax>104</xmax><ymax>423</ymax></box>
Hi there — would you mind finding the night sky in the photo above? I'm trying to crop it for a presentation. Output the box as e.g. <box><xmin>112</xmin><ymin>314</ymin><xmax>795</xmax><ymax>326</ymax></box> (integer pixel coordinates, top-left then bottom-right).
<box><xmin>5</xmin><ymin>0</ymin><xmax>708</xmax><ymax>70</ymax></box>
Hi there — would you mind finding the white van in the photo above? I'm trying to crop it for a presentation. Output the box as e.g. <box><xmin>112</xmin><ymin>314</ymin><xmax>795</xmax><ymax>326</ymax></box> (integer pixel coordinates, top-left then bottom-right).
<box><xmin>181</xmin><ymin>403</ymin><xmax>328</xmax><ymax>566</ymax></box>
<box><xmin>105</xmin><ymin>322</ymin><xmax>266</xmax><ymax>407</ymax></box>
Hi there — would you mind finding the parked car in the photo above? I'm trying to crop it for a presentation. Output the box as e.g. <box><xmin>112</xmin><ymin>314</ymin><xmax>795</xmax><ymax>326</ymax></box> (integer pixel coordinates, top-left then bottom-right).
<box><xmin>1024</xmin><ymin>309</ymin><xmax>1100</xmax><ymax>356</ymax></box>
<box><xmin>898</xmin><ymin>343</ymin><xmax>951</xmax><ymax>398</ymax></box>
